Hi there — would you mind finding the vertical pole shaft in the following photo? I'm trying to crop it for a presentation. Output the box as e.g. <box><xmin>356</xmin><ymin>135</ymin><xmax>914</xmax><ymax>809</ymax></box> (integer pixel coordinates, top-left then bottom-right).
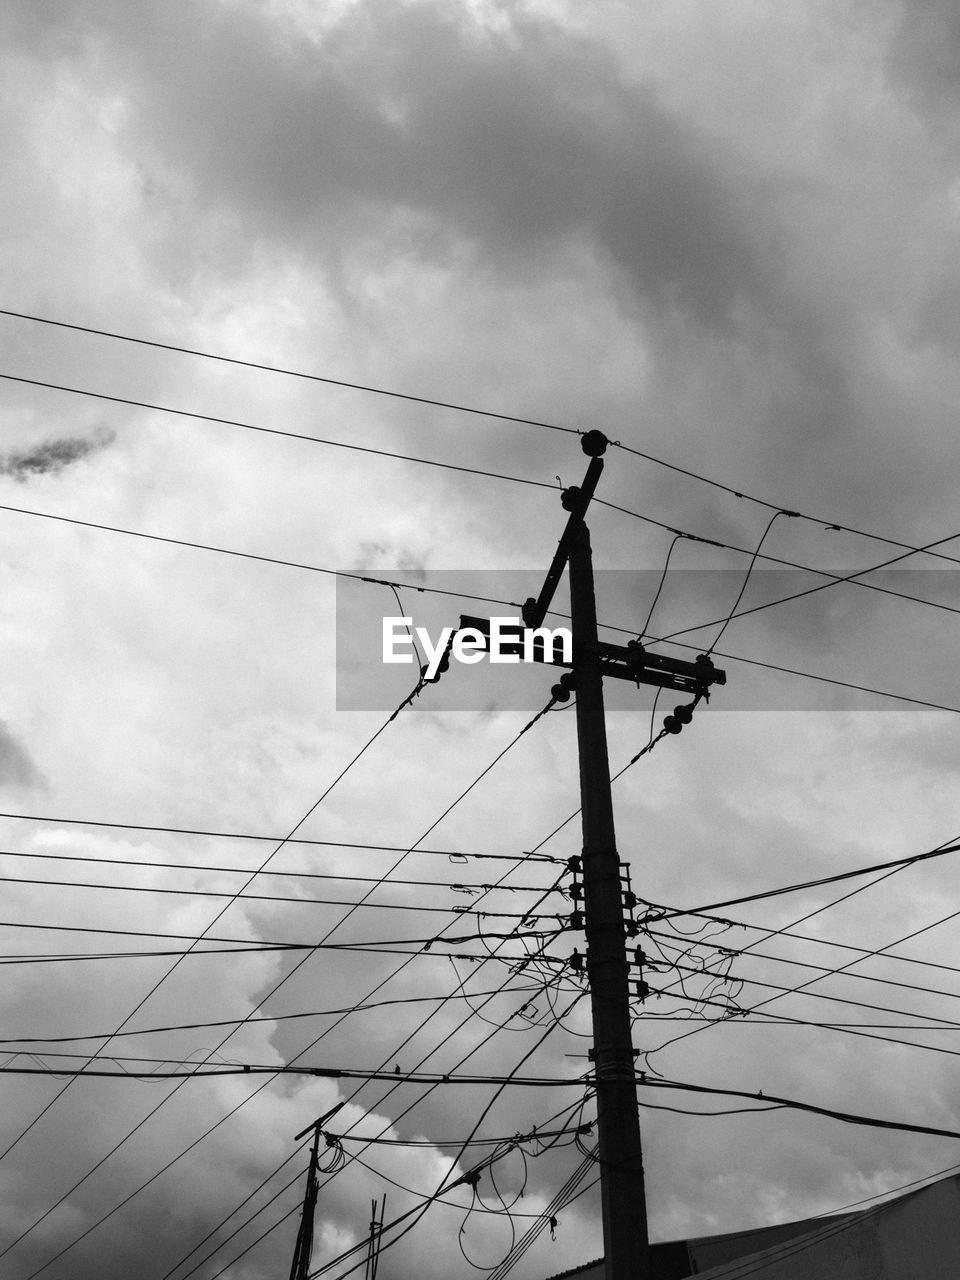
<box><xmin>570</xmin><ymin>519</ymin><xmax>651</xmax><ymax>1280</ymax></box>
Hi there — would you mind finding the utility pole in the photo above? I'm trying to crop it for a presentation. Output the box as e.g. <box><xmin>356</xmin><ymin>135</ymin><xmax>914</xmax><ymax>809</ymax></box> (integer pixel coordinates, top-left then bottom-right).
<box><xmin>289</xmin><ymin>1103</ymin><xmax>346</xmax><ymax>1280</ymax></box>
<box><xmin>568</xmin><ymin>511</ymin><xmax>650</xmax><ymax>1278</ymax></box>
<box><xmin>458</xmin><ymin>431</ymin><xmax>724</xmax><ymax>1280</ymax></box>
<box><xmin>288</xmin><ymin>1124</ymin><xmax>321</xmax><ymax>1280</ymax></box>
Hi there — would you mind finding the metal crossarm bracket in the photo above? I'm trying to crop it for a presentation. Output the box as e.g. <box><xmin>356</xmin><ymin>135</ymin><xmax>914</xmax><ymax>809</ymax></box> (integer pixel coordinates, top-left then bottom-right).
<box><xmin>456</xmin><ymin>614</ymin><xmax>726</xmax><ymax>694</ymax></box>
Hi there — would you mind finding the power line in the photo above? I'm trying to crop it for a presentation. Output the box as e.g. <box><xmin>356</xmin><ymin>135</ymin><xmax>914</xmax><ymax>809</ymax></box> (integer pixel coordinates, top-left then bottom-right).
<box><xmin>158</xmin><ymin>828</ymin><xmax>573</xmax><ymax>1278</ymax></box>
<box><xmin>662</xmin><ymin>955</ymin><xmax>960</xmax><ymax>1033</ymax></box>
<box><xmin>728</xmin><ymin>917</ymin><xmax>960</xmax><ymax>984</ymax></box>
<box><xmin>645</xmin><ymin>850</ymin><xmax>960</xmax><ymax>1091</ymax></box>
<box><xmin>0</xmin><ymin>848</ymin><xmax>555</xmax><ymax>895</ymax></box>
<box><xmin>610</xmin><ymin>441</ymin><xmax>960</xmax><ymax>568</ymax></box>
<box><xmin>634</xmin><ymin>837</ymin><xmax>960</xmax><ymax>1070</ymax></box>
<box><xmin>3</xmin><ymin>498</ymin><xmax>956</xmax><ymax>713</ymax></box>
<box><xmin>639</xmin><ymin>1078</ymin><xmax>960</xmax><ymax>1142</ymax></box>
<box><xmin>11</xmin><ymin>362</ymin><xmax>960</xmax><ymax>635</ymax></box>
<box><xmin>653</xmin><ymin>523</ymin><xmax>960</xmax><ymax>646</ymax></box>
<box><xmin>22</xmin><ymin>704</ymin><xmax>565</xmax><ymax>1277</ymax></box>
<box><xmin>0</xmin><ymin>668</ymin><xmax>441</xmax><ymax>1261</ymax></box>
<box><xmin>0</xmin><ymin>370</ymin><xmax>563</xmax><ymax>492</ymax></box>
<box><xmin>6</xmin><ymin>305</ymin><xmax>960</xmax><ymax>577</ymax></box>
<box><xmin>648</xmin><ymin>838</ymin><xmax>960</xmax><ymax>922</ymax></box>
<box><xmin>9</xmin><ymin>363</ymin><xmax>960</xmax><ymax>648</ymax></box>
<box><xmin>0</xmin><ymin>944</ymin><xmax>306</xmax><ymax>965</ymax></box>
<box><xmin>0</xmin><ymin>870</ymin><xmax>557</xmax><ymax>917</ymax></box>
<box><xmin>643</xmin><ymin>978</ymin><xmax>960</xmax><ymax>1066</ymax></box>
<box><xmin>645</xmin><ymin>926</ymin><xmax>960</xmax><ymax>1017</ymax></box>
<box><xmin>305</xmin><ymin>993</ymin><xmax>587</xmax><ymax>1280</ymax></box>
<box><xmin>0</xmin><ymin>307</ymin><xmax>578</xmax><ymax>436</ymax></box>
<box><xmin>0</xmin><ymin>499</ymin><xmax>522</xmax><ymax>610</ymax></box>
<box><xmin>8</xmin><ymin>368</ymin><xmax>959</xmax><ymax>643</ymax></box>
<box><xmin>0</xmin><ymin>810</ymin><xmax>563</xmax><ymax>863</ymax></box>
<box><xmin>0</xmin><ymin>984</ymin><xmax>546</xmax><ymax>1046</ymax></box>
<box><xmin>0</xmin><ymin>1062</ymin><xmax>584</xmax><ymax>1085</ymax></box>
<box><xmin>655</xmin><ymin>632</ymin><xmax>960</xmax><ymax>713</ymax></box>
<box><xmin>0</xmin><ymin>918</ymin><xmax>562</xmax><ymax>962</ymax></box>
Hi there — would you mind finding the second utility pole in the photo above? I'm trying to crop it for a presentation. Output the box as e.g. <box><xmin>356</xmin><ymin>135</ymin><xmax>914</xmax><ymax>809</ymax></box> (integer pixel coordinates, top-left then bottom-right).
<box><xmin>569</xmin><ymin>513</ymin><xmax>650</xmax><ymax>1280</ymax></box>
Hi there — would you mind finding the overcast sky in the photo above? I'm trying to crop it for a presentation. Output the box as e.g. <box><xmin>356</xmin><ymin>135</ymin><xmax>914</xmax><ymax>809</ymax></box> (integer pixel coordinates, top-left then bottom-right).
<box><xmin>2</xmin><ymin>1</ymin><xmax>960</xmax><ymax>1278</ymax></box>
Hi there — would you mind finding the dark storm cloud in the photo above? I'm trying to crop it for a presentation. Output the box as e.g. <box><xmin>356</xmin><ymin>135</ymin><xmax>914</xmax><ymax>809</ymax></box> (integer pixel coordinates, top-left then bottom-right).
<box><xmin>886</xmin><ymin>0</ymin><xmax>960</xmax><ymax>124</ymax></box>
<box><xmin>0</xmin><ymin>720</ymin><xmax>40</xmax><ymax>789</ymax></box>
<box><xmin>0</xmin><ymin>428</ymin><xmax>115</xmax><ymax>481</ymax></box>
<box><xmin>10</xmin><ymin>0</ymin><xmax>772</xmax><ymax>331</ymax></box>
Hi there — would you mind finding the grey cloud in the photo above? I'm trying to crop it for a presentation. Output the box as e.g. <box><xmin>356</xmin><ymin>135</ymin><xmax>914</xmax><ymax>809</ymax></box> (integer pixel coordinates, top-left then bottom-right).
<box><xmin>32</xmin><ymin>1</ymin><xmax>770</xmax><ymax>330</ymax></box>
<box><xmin>0</xmin><ymin>428</ymin><xmax>115</xmax><ymax>481</ymax></box>
<box><xmin>886</xmin><ymin>0</ymin><xmax>960</xmax><ymax>126</ymax></box>
<box><xmin>4</xmin><ymin>1</ymin><xmax>864</xmax><ymax>503</ymax></box>
<box><xmin>0</xmin><ymin>720</ymin><xmax>40</xmax><ymax>789</ymax></box>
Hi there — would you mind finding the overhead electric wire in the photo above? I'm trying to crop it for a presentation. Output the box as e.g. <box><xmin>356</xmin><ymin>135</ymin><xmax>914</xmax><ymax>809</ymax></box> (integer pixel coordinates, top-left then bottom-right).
<box><xmin>484</xmin><ymin>1147</ymin><xmax>600</xmax><ymax>1280</ymax></box>
<box><xmin>0</xmin><ymin>931</ymin><xmax>562</xmax><ymax>965</ymax></box>
<box><xmin>166</xmin><ymin>943</ymin><xmax>569</xmax><ymax>1280</ymax></box>
<box><xmin>727</xmin><ymin>877</ymin><xmax>960</xmax><ymax>1033</ymax></box>
<box><xmin>654</xmin><ymin>521</ymin><xmax>960</xmax><ymax>647</ymax></box>
<box><xmin>27</xmin><ymin>702</ymin><xmax>566</xmax><ymax>1277</ymax></box>
<box><xmin>304</xmin><ymin>993</ymin><xmax>586</xmax><ymax>1280</ymax></box>
<box><xmin>0</xmin><ymin>308</ymin><xmax>578</xmax><ymax>435</ymax></box>
<box><xmin>159</xmin><ymin>753</ymin><xmax>574</xmax><ymax>1279</ymax></box>
<box><xmin>0</xmin><ymin>845</ymin><xmax>557</xmax><ymax>889</ymax></box>
<box><xmin>637</xmin><ymin>835</ymin><xmax>960</xmax><ymax>1069</ymax></box>
<box><xmin>811</xmin><ymin>1160</ymin><xmax>960</xmax><ymax>1219</ymax></box>
<box><xmin>0</xmin><ymin>497</ymin><xmax>522</xmax><ymax>609</ymax></box>
<box><xmin>704</xmin><ymin>509</ymin><xmax>791</xmax><ymax>652</ymax></box>
<box><xmin>297</xmin><ymin>1058</ymin><xmax>960</xmax><ymax>1280</ymax></box>
<box><xmin>2</xmin><ymin>668</ymin><xmax>444</xmax><ymax>1265</ymax></box>
<box><xmin>0</xmin><ymin>869</ymin><xmax>557</xmax><ymax>917</ymax></box>
<box><xmin>641</xmin><ymin>630</ymin><xmax>960</xmax><ymax>713</ymax></box>
<box><xmin>7</xmin><ymin>356</ymin><xmax>960</xmax><ymax>655</ymax></box>
<box><xmin>649</xmin><ymin>837</ymin><xmax>960</xmax><ymax>922</ymax></box>
<box><xmin>645</xmin><ymin>926</ymin><xmax>960</xmax><ymax>1017</ymax></box>
<box><xmin>8</xmin><ymin>367</ymin><xmax>960</xmax><ymax>634</ymax></box>
<box><xmin>612</xmin><ymin>438</ymin><xmax>960</xmax><ymax>567</ymax></box>
<box><xmin>641</xmin><ymin>980</ymin><xmax>960</xmax><ymax>1065</ymax></box>
<box><xmin>638</xmin><ymin>1078</ymin><xmax>960</xmax><ymax>1142</ymax></box>
<box><xmin>0</xmin><ymin>944</ymin><xmax>306</xmax><ymax>965</ymax></box>
<box><xmin>0</xmin><ymin>370</ymin><xmax>567</xmax><ymax>496</ymax></box>
<box><xmin>2</xmin><ymin>498</ymin><xmax>957</xmax><ymax>713</ymax></box>
<box><xmin>0</xmin><ymin>1062</ymin><xmax>582</xmax><ymax>1085</ymax></box>
<box><xmin>7</xmin><ymin>307</ymin><xmax>960</xmax><ymax>1259</ymax></box>
<box><xmin>168</xmin><ymin>965</ymin><xmax>568</xmax><ymax>1280</ymax></box>
<box><xmin>661</xmin><ymin>955</ymin><xmax>960</xmax><ymax>1033</ymax></box>
<box><xmin>5</xmin><ymin>305</ymin><xmax>960</xmax><ymax>574</ymax></box>
<box><xmin>0</xmin><ymin>809</ymin><xmax>564</xmax><ymax>863</ymax></box>
<box><xmin>643</xmin><ymin>835</ymin><xmax>960</xmax><ymax>1076</ymax></box>
<box><xmin>0</xmin><ymin>918</ymin><xmax>563</xmax><ymax>965</ymax></box>
<box><xmin>734</xmin><ymin>917</ymin><xmax>960</xmax><ymax>983</ymax></box>
<box><xmin>0</xmin><ymin>983</ymin><xmax>546</xmax><ymax>1047</ymax></box>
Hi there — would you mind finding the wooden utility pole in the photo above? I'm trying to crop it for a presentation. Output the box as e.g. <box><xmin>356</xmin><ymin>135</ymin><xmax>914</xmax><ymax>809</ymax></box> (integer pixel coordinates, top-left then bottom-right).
<box><xmin>458</xmin><ymin>430</ymin><xmax>724</xmax><ymax>1280</ymax></box>
<box><xmin>568</xmin><ymin>512</ymin><xmax>650</xmax><ymax>1279</ymax></box>
<box><xmin>289</xmin><ymin>1102</ymin><xmax>346</xmax><ymax>1280</ymax></box>
<box><xmin>289</xmin><ymin>1125</ymin><xmax>321</xmax><ymax>1280</ymax></box>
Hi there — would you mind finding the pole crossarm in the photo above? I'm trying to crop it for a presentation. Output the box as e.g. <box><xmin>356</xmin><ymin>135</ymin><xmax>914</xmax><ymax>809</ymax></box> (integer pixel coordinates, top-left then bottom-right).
<box><xmin>456</xmin><ymin>614</ymin><xmax>726</xmax><ymax>694</ymax></box>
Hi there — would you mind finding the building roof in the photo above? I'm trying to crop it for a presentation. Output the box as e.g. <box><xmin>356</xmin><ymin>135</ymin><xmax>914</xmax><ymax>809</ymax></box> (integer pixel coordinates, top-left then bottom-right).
<box><xmin>545</xmin><ymin>1171</ymin><xmax>960</xmax><ymax>1279</ymax></box>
